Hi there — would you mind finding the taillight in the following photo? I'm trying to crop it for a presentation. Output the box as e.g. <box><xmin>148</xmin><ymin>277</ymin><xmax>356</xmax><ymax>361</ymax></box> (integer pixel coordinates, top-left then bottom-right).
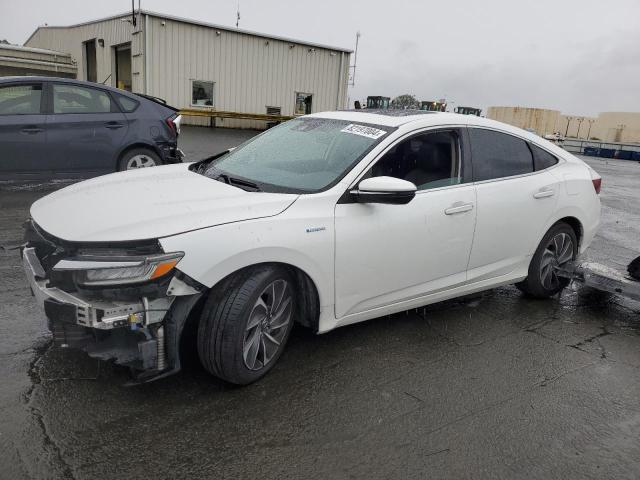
<box><xmin>588</xmin><ymin>167</ymin><xmax>602</xmax><ymax>194</ymax></box>
<box><xmin>165</xmin><ymin>117</ymin><xmax>177</xmax><ymax>136</ymax></box>
<box><xmin>592</xmin><ymin>177</ymin><xmax>602</xmax><ymax>194</ymax></box>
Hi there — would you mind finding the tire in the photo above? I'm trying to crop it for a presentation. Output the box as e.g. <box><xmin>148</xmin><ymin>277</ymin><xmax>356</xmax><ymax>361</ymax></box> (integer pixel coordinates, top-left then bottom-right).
<box><xmin>517</xmin><ymin>222</ymin><xmax>577</xmax><ymax>298</ymax></box>
<box><xmin>117</xmin><ymin>148</ymin><xmax>162</xmax><ymax>171</ymax></box>
<box><xmin>197</xmin><ymin>265</ymin><xmax>295</xmax><ymax>385</ymax></box>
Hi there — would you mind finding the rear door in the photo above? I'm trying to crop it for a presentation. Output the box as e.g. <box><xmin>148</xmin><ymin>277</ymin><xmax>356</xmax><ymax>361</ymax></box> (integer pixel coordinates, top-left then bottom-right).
<box><xmin>0</xmin><ymin>82</ymin><xmax>47</xmax><ymax>175</ymax></box>
<box><xmin>45</xmin><ymin>82</ymin><xmax>129</xmax><ymax>174</ymax></box>
<box><xmin>466</xmin><ymin>127</ymin><xmax>560</xmax><ymax>282</ymax></box>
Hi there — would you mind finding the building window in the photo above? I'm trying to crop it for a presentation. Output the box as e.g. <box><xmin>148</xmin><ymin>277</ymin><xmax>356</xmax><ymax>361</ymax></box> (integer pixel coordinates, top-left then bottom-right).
<box><xmin>295</xmin><ymin>92</ymin><xmax>312</xmax><ymax>115</ymax></box>
<box><xmin>191</xmin><ymin>80</ymin><xmax>214</xmax><ymax>106</ymax></box>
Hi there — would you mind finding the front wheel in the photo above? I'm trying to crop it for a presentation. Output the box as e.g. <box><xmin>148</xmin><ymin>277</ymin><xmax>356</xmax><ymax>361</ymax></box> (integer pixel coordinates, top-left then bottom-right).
<box><xmin>197</xmin><ymin>266</ymin><xmax>295</xmax><ymax>385</ymax></box>
<box><xmin>517</xmin><ymin>222</ymin><xmax>577</xmax><ymax>298</ymax></box>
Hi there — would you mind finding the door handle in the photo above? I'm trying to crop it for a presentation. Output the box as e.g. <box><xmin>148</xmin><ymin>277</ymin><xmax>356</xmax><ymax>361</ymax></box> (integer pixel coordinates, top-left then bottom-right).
<box><xmin>444</xmin><ymin>202</ymin><xmax>474</xmax><ymax>215</ymax></box>
<box><xmin>20</xmin><ymin>127</ymin><xmax>43</xmax><ymax>134</ymax></box>
<box><xmin>105</xmin><ymin>122</ymin><xmax>124</xmax><ymax>129</ymax></box>
<box><xmin>533</xmin><ymin>188</ymin><xmax>555</xmax><ymax>199</ymax></box>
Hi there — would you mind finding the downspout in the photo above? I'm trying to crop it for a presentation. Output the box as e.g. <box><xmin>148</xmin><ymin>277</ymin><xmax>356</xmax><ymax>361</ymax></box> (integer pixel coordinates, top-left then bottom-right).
<box><xmin>144</xmin><ymin>13</ymin><xmax>150</xmax><ymax>94</ymax></box>
<box><xmin>336</xmin><ymin>51</ymin><xmax>344</xmax><ymax>110</ymax></box>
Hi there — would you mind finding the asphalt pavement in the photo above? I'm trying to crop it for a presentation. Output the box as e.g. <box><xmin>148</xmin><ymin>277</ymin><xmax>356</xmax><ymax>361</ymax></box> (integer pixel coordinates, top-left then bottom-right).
<box><xmin>0</xmin><ymin>127</ymin><xmax>638</xmax><ymax>479</ymax></box>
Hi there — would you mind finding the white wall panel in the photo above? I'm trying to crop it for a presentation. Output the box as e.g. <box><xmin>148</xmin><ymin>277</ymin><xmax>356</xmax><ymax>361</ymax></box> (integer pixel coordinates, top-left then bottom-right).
<box><xmin>25</xmin><ymin>13</ymin><xmax>350</xmax><ymax>129</ymax></box>
<box><xmin>146</xmin><ymin>16</ymin><xmax>349</xmax><ymax>128</ymax></box>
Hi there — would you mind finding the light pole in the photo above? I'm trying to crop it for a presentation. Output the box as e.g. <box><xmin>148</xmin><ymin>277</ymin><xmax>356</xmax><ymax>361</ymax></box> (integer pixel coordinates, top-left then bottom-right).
<box><xmin>575</xmin><ymin>117</ymin><xmax>585</xmax><ymax>138</ymax></box>
<box><xmin>564</xmin><ymin>116</ymin><xmax>574</xmax><ymax>138</ymax></box>
<box><xmin>586</xmin><ymin>119</ymin><xmax>595</xmax><ymax>140</ymax></box>
<box><xmin>349</xmin><ymin>32</ymin><xmax>360</xmax><ymax>87</ymax></box>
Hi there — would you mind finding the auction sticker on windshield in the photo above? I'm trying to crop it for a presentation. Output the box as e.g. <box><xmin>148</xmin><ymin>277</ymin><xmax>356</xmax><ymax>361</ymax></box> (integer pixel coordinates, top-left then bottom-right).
<box><xmin>341</xmin><ymin>124</ymin><xmax>387</xmax><ymax>139</ymax></box>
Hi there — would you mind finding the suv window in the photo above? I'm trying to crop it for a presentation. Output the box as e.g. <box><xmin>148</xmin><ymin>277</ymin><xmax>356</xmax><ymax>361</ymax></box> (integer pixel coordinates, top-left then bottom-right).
<box><xmin>0</xmin><ymin>84</ymin><xmax>42</xmax><ymax>115</ymax></box>
<box><xmin>52</xmin><ymin>84</ymin><xmax>111</xmax><ymax>114</ymax></box>
<box><xmin>469</xmin><ymin>128</ymin><xmax>533</xmax><ymax>181</ymax></box>
<box><xmin>530</xmin><ymin>143</ymin><xmax>559</xmax><ymax>171</ymax></box>
<box><xmin>366</xmin><ymin>130</ymin><xmax>461</xmax><ymax>190</ymax></box>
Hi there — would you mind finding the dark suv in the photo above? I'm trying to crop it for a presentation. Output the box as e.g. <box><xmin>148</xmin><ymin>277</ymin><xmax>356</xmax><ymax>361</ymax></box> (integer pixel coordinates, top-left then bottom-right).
<box><xmin>0</xmin><ymin>76</ymin><xmax>182</xmax><ymax>179</ymax></box>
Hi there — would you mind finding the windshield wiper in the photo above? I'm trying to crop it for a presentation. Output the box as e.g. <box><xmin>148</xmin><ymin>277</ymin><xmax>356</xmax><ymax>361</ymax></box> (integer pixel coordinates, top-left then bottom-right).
<box><xmin>227</xmin><ymin>176</ymin><xmax>261</xmax><ymax>192</ymax></box>
<box><xmin>212</xmin><ymin>172</ymin><xmax>260</xmax><ymax>192</ymax></box>
<box><xmin>204</xmin><ymin>164</ymin><xmax>261</xmax><ymax>191</ymax></box>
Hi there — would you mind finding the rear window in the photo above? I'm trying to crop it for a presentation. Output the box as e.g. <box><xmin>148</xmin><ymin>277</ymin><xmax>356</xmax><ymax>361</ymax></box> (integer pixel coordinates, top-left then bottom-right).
<box><xmin>530</xmin><ymin>143</ymin><xmax>559</xmax><ymax>171</ymax></box>
<box><xmin>469</xmin><ymin>128</ymin><xmax>534</xmax><ymax>181</ymax></box>
<box><xmin>0</xmin><ymin>84</ymin><xmax>42</xmax><ymax>115</ymax></box>
<box><xmin>116</xmin><ymin>94</ymin><xmax>139</xmax><ymax>113</ymax></box>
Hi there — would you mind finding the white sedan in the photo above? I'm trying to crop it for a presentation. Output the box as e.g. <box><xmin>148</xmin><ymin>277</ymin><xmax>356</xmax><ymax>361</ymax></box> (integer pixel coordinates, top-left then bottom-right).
<box><xmin>22</xmin><ymin>110</ymin><xmax>601</xmax><ymax>384</ymax></box>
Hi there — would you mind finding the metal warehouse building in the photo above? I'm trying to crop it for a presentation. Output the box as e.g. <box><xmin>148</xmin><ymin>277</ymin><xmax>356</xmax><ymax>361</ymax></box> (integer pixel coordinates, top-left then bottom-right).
<box><xmin>23</xmin><ymin>10</ymin><xmax>351</xmax><ymax>128</ymax></box>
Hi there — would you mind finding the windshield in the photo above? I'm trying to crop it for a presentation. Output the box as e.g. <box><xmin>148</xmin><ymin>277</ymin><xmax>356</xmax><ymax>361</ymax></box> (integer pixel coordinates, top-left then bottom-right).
<box><xmin>202</xmin><ymin>117</ymin><xmax>391</xmax><ymax>193</ymax></box>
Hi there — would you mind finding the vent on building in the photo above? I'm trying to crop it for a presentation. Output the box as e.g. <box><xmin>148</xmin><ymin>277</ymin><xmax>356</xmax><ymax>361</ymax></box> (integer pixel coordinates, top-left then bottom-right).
<box><xmin>266</xmin><ymin>106</ymin><xmax>281</xmax><ymax>116</ymax></box>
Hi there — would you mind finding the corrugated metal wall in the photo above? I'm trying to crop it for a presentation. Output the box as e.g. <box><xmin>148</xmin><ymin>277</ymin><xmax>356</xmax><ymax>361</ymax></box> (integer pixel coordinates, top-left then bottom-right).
<box><xmin>25</xmin><ymin>15</ymin><xmax>145</xmax><ymax>92</ymax></box>
<box><xmin>25</xmin><ymin>14</ymin><xmax>351</xmax><ymax>129</ymax></box>
<box><xmin>145</xmin><ymin>16</ymin><xmax>350</xmax><ymax>129</ymax></box>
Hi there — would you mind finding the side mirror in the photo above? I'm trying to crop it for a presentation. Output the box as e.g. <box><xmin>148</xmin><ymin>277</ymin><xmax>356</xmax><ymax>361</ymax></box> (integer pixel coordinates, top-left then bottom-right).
<box><xmin>351</xmin><ymin>176</ymin><xmax>417</xmax><ymax>205</ymax></box>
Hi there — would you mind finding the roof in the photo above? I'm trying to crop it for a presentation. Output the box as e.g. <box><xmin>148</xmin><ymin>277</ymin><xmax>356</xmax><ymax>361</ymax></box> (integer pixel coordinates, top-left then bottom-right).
<box><xmin>308</xmin><ymin>110</ymin><xmax>462</xmax><ymax>127</ymax></box>
<box><xmin>24</xmin><ymin>10</ymin><xmax>353</xmax><ymax>53</ymax></box>
<box><xmin>309</xmin><ymin>110</ymin><xmax>573</xmax><ymax>159</ymax></box>
<box><xmin>308</xmin><ymin>109</ymin><xmax>550</xmax><ymax>134</ymax></box>
<box><xmin>0</xmin><ymin>43</ymin><xmax>71</xmax><ymax>57</ymax></box>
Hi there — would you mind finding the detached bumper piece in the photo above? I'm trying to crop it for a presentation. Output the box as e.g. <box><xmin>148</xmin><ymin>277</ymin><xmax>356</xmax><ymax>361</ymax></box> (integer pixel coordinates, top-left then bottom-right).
<box><xmin>558</xmin><ymin>260</ymin><xmax>640</xmax><ymax>302</ymax></box>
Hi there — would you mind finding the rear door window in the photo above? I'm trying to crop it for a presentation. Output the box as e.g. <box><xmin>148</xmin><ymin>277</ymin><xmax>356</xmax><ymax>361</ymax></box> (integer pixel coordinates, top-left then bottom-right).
<box><xmin>468</xmin><ymin>128</ymin><xmax>534</xmax><ymax>181</ymax></box>
<box><xmin>0</xmin><ymin>84</ymin><xmax>42</xmax><ymax>115</ymax></box>
<box><xmin>52</xmin><ymin>84</ymin><xmax>111</xmax><ymax>114</ymax></box>
<box><xmin>530</xmin><ymin>143</ymin><xmax>559</xmax><ymax>171</ymax></box>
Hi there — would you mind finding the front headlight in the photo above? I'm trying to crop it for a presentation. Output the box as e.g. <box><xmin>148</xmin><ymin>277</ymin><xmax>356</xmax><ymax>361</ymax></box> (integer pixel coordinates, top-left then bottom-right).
<box><xmin>53</xmin><ymin>252</ymin><xmax>184</xmax><ymax>286</ymax></box>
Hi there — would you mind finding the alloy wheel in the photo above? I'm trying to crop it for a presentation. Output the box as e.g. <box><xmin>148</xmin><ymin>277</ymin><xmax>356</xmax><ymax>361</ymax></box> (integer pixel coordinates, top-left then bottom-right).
<box><xmin>540</xmin><ymin>232</ymin><xmax>574</xmax><ymax>290</ymax></box>
<box><xmin>242</xmin><ymin>279</ymin><xmax>293</xmax><ymax>371</ymax></box>
<box><xmin>126</xmin><ymin>154</ymin><xmax>157</xmax><ymax>169</ymax></box>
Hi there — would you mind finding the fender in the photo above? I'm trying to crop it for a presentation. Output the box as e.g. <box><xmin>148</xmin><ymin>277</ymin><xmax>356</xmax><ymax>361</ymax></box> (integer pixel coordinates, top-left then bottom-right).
<box><xmin>160</xmin><ymin>225</ymin><xmax>334</xmax><ymax>313</ymax></box>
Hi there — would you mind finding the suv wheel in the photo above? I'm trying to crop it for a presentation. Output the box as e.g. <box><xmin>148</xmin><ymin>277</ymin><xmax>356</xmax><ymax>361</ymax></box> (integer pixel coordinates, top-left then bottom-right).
<box><xmin>197</xmin><ymin>265</ymin><xmax>295</xmax><ymax>385</ymax></box>
<box><xmin>118</xmin><ymin>148</ymin><xmax>162</xmax><ymax>171</ymax></box>
<box><xmin>517</xmin><ymin>222</ymin><xmax>577</xmax><ymax>298</ymax></box>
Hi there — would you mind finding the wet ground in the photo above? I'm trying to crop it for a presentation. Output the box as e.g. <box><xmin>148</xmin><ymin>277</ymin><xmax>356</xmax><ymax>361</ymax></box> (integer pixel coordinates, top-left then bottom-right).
<box><xmin>0</xmin><ymin>128</ymin><xmax>639</xmax><ymax>479</ymax></box>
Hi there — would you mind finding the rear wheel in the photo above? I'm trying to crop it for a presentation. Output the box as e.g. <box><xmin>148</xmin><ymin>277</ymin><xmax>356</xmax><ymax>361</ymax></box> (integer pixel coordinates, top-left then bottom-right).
<box><xmin>197</xmin><ymin>265</ymin><xmax>295</xmax><ymax>385</ymax></box>
<box><xmin>517</xmin><ymin>222</ymin><xmax>577</xmax><ymax>298</ymax></box>
<box><xmin>117</xmin><ymin>148</ymin><xmax>162</xmax><ymax>171</ymax></box>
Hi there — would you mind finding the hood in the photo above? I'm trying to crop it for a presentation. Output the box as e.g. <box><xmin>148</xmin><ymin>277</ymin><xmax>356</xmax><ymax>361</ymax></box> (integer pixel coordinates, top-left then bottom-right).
<box><xmin>30</xmin><ymin>164</ymin><xmax>298</xmax><ymax>242</ymax></box>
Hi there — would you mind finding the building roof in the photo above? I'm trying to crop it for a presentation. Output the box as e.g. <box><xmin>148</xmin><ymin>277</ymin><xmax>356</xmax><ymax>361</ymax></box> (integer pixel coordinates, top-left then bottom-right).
<box><xmin>24</xmin><ymin>10</ymin><xmax>353</xmax><ymax>53</ymax></box>
<box><xmin>0</xmin><ymin>44</ymin><xmax>76</xmax><ymax>74</ymax></box>
<box><xmin>0</xmin><ymin>43</ymin><xmax>71</xmax><ymax>57</ymax></box>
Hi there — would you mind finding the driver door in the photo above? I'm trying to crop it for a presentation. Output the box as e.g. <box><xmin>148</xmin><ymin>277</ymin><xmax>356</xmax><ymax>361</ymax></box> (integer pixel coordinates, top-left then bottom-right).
<box><xmin>334</xmin><ymin>128</ymin><xmax>476</xmax><ymax>319</ymax></box>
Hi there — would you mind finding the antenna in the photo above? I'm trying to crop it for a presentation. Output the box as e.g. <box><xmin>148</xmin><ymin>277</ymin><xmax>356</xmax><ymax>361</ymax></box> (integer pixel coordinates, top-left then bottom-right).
<box><xmin>349</xmin><ymin>31</ymin><xmax>360</xmax><ymax>87</ymax></box>
<box><xmin>131</xmin><ymin>0</ymin><xmax>137</xmax><ymax>27</ymax></box>
<box><xmin>236</xmin><ymin>0</ymin><xmax>241</xmax><ymax>28</ymax></box>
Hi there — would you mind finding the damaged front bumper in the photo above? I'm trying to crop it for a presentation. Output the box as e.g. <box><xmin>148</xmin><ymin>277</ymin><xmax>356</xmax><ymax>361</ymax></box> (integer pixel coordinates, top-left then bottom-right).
<box><xmin>22</xmin><ymin>245</ymin><xmax>202</xmax><ymax>383</ymax></box>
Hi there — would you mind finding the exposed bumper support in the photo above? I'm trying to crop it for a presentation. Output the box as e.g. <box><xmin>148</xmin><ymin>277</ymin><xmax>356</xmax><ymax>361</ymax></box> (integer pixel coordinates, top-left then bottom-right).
<box><xmin>22</xmin><ymin>246</ymin><xmax>203</xmax><ymax>383</ymax></box>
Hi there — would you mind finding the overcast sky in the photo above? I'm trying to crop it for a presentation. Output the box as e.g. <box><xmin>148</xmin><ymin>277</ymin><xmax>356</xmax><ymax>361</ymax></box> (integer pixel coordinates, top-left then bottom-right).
<box><xmin>2</xmin><ymin>0</ymin><xmax>639</xmax><ymax>116</ymax></box>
